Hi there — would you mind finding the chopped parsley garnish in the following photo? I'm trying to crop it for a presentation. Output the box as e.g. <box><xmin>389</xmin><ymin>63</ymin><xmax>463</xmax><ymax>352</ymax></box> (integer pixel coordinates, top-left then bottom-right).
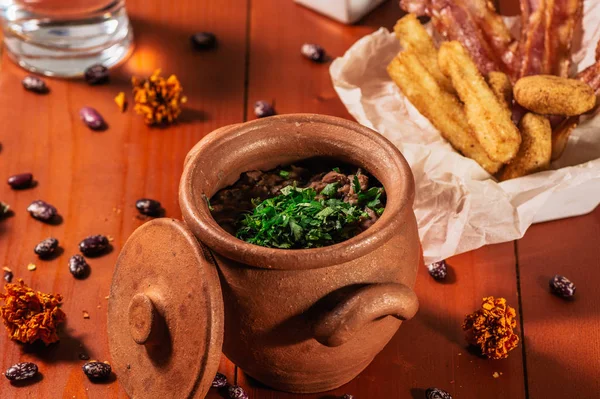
<box><xmin>235</xmin><ymin>179</ymin><xmax>384</xmax><ymax>249</ymax></box>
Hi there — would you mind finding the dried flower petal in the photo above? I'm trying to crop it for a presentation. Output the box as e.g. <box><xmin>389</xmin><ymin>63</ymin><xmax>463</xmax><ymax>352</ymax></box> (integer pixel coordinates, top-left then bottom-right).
<box><xmin>83</xmin><ymin>311</ymin><xmax>90</xmax><ymax>319</ymax></box>
<box><xmin>132</xmin><ymin>69</ymin><xmax>186</xmax><ymax>125</ymax></box>
<box><xmin>0</xmin><ymin>279</ymin><xmax>66</xmax><ymax>344</ymax></box>
<box><xmin>462</xmin><ymin>296</ymin><xmax>519</xmax><ymax>360</ymax></box>
<box><xmin>27</xmin><ymin>263</ymin><xmax>36</xmax><ymax>271</ymax></box>
<box><xmin>1</xmin><ymin>202</ymin><xmax>10</xmax><ymax>217</ymax></box>
<box><xmin>115</xmin><ymin>92</ymin><xmax>127</xmax><ymax>112</ymax></box>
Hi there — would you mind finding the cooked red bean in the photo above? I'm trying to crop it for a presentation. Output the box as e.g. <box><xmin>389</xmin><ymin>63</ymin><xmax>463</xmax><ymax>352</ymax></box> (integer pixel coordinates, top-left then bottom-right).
<box><xmin>27</xmin><ymin>200</ymin><xmax>57</xmax><ymax>222</ymax></box>
<box><xmin>79</xmin><ymin>235</ymin><xmax>109</xmax><ymax>256</ymax></box>
<box><xmin>82</xmin><ymin>361</ymin><xmax>111</xmax><ymax>380</ymax></box>
<box><xmin>212</xmin><ymin>372</ymin><xmax>227</xmax><ymax>388</ymax></box>
<box><xmin>549</xmin><ymin>275</ymin><xmax>576</xmax><ymax>298</ymax></box>
<box><xmin>34</xmin><ymin>237</ymin><xmax>59</xmax><ymax>258</ymax></box>
<box><xmin>5</xmin><ymin>362</ymin><xmax>38</xmax><ymax>381</ymax></box>
<box><xmin>426</xmin><ymin>387</ymin><xmax>452</xmax><ymax>399</ymax></box>
<box><xmin>7</xmin><ymin>173</ymin><xmax>33</xmax><ymax>189</ymax></box>
<box><xmin>227</xmin><ymin>385</ymin><xmax>248</xmax><ymax>399</ymax></box>
<box><xmin>84</xmin><ymin>64</ymin><xmax>109</xmax><ymax>85</ymax></box>
<box><xmin>22</xmin><ymin>75</ymin><xmax>48</xmax><ymax>93</ymax></box>
<box><xmin>79</xmin><ymin>107</ymin><xmax>105</xmax><ymax>130</ymax></box>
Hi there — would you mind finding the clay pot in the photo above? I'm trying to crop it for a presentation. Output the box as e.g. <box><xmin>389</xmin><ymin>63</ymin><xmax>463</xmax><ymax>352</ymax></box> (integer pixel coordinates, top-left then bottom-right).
<box><xmin>108</xmin><ymin>114</ymin><xmax>420</xmax><ymax>398</ymax></box>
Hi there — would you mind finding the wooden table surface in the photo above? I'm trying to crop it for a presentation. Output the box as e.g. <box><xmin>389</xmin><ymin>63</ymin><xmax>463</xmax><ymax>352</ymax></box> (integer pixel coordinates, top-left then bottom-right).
<box><xmin>1</xmin><ymin>0</ymin><xmax>599</xmax><ymax>398</ymax></box>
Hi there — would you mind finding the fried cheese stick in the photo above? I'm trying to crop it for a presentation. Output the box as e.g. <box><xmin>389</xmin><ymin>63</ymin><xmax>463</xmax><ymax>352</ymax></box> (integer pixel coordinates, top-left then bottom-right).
<box><xmin>394</xmin><ymin>14</ymin><xmax>455</xmax><ymax>94</ymax></box>
<box><xmin>439</xmin><ymin>41</ymin><xmax>521</xmax><ymax>163</ymax></box>
<box><xmin>387</xmin><ymin>51</ymin><xmax>502</xmax><ymax>174</ymax></box>
<box><xmin>486</xmin><ymin>71</ymin><xmax>513</xmax><ymax>110</ymax></box>
<box><xmin>499</xmin><ymin>113</ymin><xmax>551</xmax><ymax>181</ymax></box>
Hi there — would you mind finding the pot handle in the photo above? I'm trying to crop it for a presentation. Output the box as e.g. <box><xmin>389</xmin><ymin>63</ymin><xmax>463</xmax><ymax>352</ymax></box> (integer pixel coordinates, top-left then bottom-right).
<box><xmin>313</xmin><ymin>283</ymin><xmax>418</xmax><ymax>347</ymax></box>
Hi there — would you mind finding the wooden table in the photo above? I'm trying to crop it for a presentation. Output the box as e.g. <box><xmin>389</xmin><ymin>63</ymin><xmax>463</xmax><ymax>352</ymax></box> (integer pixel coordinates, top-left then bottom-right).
<box><xmin>1</xmin><ymin>0</ymin><xmax>598</xmax><ymax>398</ymax></box>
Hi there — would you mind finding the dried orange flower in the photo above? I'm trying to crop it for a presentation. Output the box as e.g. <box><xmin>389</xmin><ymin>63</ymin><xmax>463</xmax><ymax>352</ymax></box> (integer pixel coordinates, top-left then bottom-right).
<box><xmin>462</xmin><ymin>296</ymin><xmax>519</xmax><ymax>360</ymax></box>
<box><xmin>0</xmin><ymin>279</ymin><xmax>66</xmax><ymax>345</ymax></box>
<box><xmin>132</xmin><ymin>69</ymin><xmax>187</xmax><ymax>125</ymax></box>
<box><xmin>114</xmin><ymin>92</ymin><xmax>127</xmax><ymax>112</ymax></box>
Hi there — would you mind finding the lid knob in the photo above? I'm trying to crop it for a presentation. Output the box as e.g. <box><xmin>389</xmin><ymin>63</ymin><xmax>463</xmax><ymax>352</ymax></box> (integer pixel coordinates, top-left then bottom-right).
<box><xmin>128</xmin><ymin>293</ymin><xmax>164</xmax><ymax>345</ymax></box>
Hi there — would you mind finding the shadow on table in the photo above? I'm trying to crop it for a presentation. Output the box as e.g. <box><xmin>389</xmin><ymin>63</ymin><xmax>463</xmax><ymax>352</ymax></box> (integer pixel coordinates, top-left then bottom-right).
<box><xmin>21</xmin><ymin>323</ymin><xmax>93</xmax><ymax>364</ymax></box>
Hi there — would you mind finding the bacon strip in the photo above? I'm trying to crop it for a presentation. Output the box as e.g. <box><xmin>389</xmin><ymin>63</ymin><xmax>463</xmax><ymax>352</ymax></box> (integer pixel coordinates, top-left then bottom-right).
<box><xmin>518</xmin><ymin>0</ymin><xmax>583</xmax><ymax>77</ymax></box>
<box><xmin>400</xmin><ymin>0</ymin><xmax>517</xmax><ymax>78</ymax></box>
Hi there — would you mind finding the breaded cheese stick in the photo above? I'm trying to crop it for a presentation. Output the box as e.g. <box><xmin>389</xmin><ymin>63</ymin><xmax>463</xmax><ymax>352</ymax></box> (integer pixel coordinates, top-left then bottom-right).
<box><xmin>499</xmin><ymin>113</ymin><xmax>551</xmax><ymax>181</ymax></box>
<box><xmin>393</xmin><ymin>14</ymin><xmax>455</xmax><ymax>94</ymax></box>
<box><xmin>387</xmin><ymin>51</ymin><xmax>502</xmax><ymax>174</ymax></box>
<box><xmin>487</xmin><ymin>71</ymin><xmax>513</xmax><ymax>110</ymax></box>
<box><xmin>439</xmin><ymin>41</ymin><xmax>521</xmax><ymax>163</ymax></box>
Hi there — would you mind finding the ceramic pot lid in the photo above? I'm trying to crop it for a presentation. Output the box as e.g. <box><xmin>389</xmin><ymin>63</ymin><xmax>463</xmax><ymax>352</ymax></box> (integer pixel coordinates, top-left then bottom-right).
<box><xmin>108</xmin><ymin>218</ymin><xmax>224</xmax><ymax>399</ymax></box>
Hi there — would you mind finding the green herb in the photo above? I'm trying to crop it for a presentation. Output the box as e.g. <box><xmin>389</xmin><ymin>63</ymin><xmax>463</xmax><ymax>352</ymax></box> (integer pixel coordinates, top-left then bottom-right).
<box><xmin>279</xmin><ymin>170</ymin><xmax>290</xmax><ymax>178</ymax></box>
<box><xmin>332</xmin><ymin>167</ymin><xmax>340</xmax><ymax>173</ymax></box>
<box><xmin>203</xmin><ymin>194</ymin><xmax>214</xmax><ymax>211</ymax></box>
<box><xmin>236</xmin><ymin>185</ymin><xmax>368</xmax><ymax>249</ymax></box>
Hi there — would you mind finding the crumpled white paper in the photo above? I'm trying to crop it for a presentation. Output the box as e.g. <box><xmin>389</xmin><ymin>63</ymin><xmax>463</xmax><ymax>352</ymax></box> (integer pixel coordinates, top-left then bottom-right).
<box><xmin>330</xmin><ymin>1</ymin><xmax>600</xmax><ymax>264</ymax></box>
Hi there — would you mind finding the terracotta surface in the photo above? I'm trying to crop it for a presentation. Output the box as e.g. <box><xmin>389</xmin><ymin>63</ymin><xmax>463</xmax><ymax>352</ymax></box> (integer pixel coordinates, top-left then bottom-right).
<box><xmin>0</xmin><ymin>0</ymin><xmax>598</xmax><ymax>398</ymax></box>
<box><xmin>178</xmin><ymin>114</ymin><xmax>420</xmax><ymax>393</ymax></box>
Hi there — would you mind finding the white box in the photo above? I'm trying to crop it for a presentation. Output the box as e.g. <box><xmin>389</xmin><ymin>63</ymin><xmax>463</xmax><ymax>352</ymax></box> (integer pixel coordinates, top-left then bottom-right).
<box><xmin>295</xmin><ymin>0</ymin><xmax>388</xmax><ymax>24</ymax></box>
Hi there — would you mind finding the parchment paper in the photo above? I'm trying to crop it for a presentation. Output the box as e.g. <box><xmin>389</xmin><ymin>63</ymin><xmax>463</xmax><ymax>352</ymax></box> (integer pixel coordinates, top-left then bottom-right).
<box><xmin>330</xmin><ymin>1</ymin><xmax>600</xmax><ymax>264</ymax></box>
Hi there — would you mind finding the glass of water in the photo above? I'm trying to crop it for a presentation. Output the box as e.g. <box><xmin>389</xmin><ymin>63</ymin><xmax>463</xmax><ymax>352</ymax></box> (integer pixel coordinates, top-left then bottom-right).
<box><xmin>0</xmin><ymin>0</ymin><xmax>133</xmax><ymax>77</ymax></box>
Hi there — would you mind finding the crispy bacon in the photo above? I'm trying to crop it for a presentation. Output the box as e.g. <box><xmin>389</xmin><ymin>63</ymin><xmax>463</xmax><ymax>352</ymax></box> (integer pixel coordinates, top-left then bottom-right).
<box><xmin>518</xmin><ymin>0</ymin><xmax>583</xmax><ymax>77</ymax></box>
<box><xmin>400</xmin><ymin>0</ymin><xmax>517</xmax><ymax>78</ymax></box>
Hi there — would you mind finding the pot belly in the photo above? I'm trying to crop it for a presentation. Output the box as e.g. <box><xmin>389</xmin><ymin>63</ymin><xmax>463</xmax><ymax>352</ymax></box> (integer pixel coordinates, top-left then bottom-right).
<box><xmin>212</xmin><ymin>222</ymin><xmax>420</xmax><ymax>393</ymax></box>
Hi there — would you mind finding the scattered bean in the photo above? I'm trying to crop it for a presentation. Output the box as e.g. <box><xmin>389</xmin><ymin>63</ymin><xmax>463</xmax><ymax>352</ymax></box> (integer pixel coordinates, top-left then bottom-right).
<box><xmin>135</xmin><ymin>198</ymin><xmax>162</xmax><ymax>216</ymax></box>
<box><xmin>79</xmin><ymin>235</ymin><xmax>110</xmax><ymax>256</ymax></box>
<box><xmin>82</xmin><ymin>361</ymin><xmax>112</xmax><ymax>381</ymax></box>
<box><xmin>7</xmin><ymin>173</ymin><xmax>33</xmax><ymax>189</ymax></box>
<box><xmin>84</xmin><ymin>64</ymin><xmax>109</xmax><ymax>85</ymax></box>
<box><xmin>34</xmin><ymin>237</ymin><xmax>59</xmax><ymax>258</ymax></box>
<box><xmin>301</xmin><ymin>43</ymin><xmax>326</xmax><ymax>62</ymax></box>
<box><xmin>341</xmin><ymin>395</ymin><xmax>355</xmax><ymax>399</ymax></box>
<box><xmin>27</xmin><ymin>200</ymin><xmax>57</xmax><ymax>222</ymax></box>
<box><xmin>69</xmin><ymin>255</ymin><xmax>89</xmax><ymax>279</ymax></box>
<box><xmin>212</xmin><ymin>372</ymin><xmax>228</xmax><ymax>388</ymax></box>
<box><xmin>549</xmin><ymin>275</ymin><xmax>576</xmax><ymax>298</ymax></box>
<box><xmin>3</xmin><ymin>270</ymin><xmax>13</xmax><ymax>283</ymax></box>
<box><xmin>426</xmin><ymin>388</ymin><xmax>452</xmax><ymax>399</ymax></box>
<box><xmin>227</xmin><ymin>385</ymin><xmax>248</xmax><ymax>399</ymax></box>
<box><xmin>79</xmin><ymin>107</ymin><xmax>106</xmax><ymax>130</ymax></box>
<box><xmin>22</xmin><ymin>75</ymin><xmax>48</xmax><ymax>93</ymax></box>
<box><xmin>427</xmin><ymin>260</ymin><xmax>447</xmax><ymax>280</ymax></box>
<box><xmin>1</xmin><ymin>202</ymin><xmax>10</xmax><ymax>218</ymax></box>
<box><xmin>5</xmin><ymin>362</ymin><xmax>38</xmax><ymax>381</ymax></box>
<box><xmin>254</xmin><ymin>101</ymin><xmax>275</xmax><ymax>118</ymax></box>
<box><xmin>191</xmin><ymin>32</ymin><xmax>217</xmax><ymax>50</ymax></box>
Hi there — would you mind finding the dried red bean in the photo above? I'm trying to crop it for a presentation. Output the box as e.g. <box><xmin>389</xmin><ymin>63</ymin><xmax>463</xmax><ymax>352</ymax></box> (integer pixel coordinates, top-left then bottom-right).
<box><xmin>84</xmin><ymin>64</ymin><xmax>109</xmax><ymax>85</ymax></box>
<box><xmin>427</xmin><ymin>260</ymin><xmax>447</xmax><ymax>280</ymax></box>
<box><xmin>426</xmin><ymin>388</ymin><xmax>452</xmax><ymax>399</ymax></box>
<box><xmin>1</xmin><ymin>202</ymin><xmax>10</xmax><ymax>218</ymax></box>
<box><xmin>22</xmin><ymin>75</ymin><xmax>48</xmax><ymax>93</ymax></box>
<box><xmin>341</xmin><ymin>395</ymin><xmax>355</xmax><ymax>399</ymax></box>
<box><xmin>301</xmin><ymin>43</ymin><xmax>326</xmax><ymax>62</ymax></box>
<box><xmin>27</xmin><ymin>200</ymin><xmax>57</xmax><ymax>222</ymax></box>
<box><xmin>5</xmin><ymin>362</ymin><xmax>38</xmax><ymax>381</ymax></box>
<box><xmin>254</xmin><ymin>100</ymin><xmax>275</xmax><ymax>118</ymax></box>
<box><xmin>79</xmin><ymin>235</ymin><xmax>110</xmax><ymax>256</ymax></box>
<box><xmin>34</xmin><ymin>237</ymin><xmax>59</xmax><ymax>258</ymax></box>
<box><xmin>82</xmin><ymin>361</ymin><xmax>111</xmax><ymax>381</ymax></box>
<box><xmin>227</xmin><ymin>385</ymin><xmax>248</xmax><ymax>399</ymax></box>
<box><xmin>7</xmin><ymin>173</ymin><xmax>33</xmax><ymax>189</ymax></box>
<box><xmin>79</xmin><ymin>107</ymin><xmax>106</xmax><ymax>130</ymax></box>
<box><xmin>212</xmin><ymin>372</ymin><xmax>227</xmax><ymax>388</ymax></box>
<box><xmin>69</xmin><ymin>255</ymin><xmax>89</xmax><ymax>279</ymax></box>
<box><xmin>190</xmin><ymin>32</ymin><xmax>217</xmax><ymax>50</ymax></box>
<box><xmin>3</xmin><ymin>270</ymin><xmax>13</xmax><ymax>283</ymax></box>
<box><xmin>549</xmin><ymin>275</ymin><xmax>576</xmax><ymax>298</ymax></box>
<box><xmin>135</xmin><ymin>198</ymin><xmax>162</xmax><ymax>216</ymax></box>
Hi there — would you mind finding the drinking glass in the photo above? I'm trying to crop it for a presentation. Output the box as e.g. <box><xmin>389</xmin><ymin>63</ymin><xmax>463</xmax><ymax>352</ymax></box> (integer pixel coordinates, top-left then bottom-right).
<box><xmin>0</xmin><ymin>0</ymin><xmax>133</xmax><ymax>77</ymax></box>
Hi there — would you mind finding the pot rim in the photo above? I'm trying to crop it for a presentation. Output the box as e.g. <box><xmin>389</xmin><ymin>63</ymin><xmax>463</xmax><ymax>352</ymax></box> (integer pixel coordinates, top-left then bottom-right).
<box><xmin>179</xmin><ymin>114</ymin><xmax>415</xmax><ymax>270</ymax></box>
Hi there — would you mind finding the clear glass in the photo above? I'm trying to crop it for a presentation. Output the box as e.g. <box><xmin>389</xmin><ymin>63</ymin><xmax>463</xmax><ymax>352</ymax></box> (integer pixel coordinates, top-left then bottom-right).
<box><xmin>0</xmin><ymin>0</ymin><xmax>133</xmax><ymax>77</ymax></box>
